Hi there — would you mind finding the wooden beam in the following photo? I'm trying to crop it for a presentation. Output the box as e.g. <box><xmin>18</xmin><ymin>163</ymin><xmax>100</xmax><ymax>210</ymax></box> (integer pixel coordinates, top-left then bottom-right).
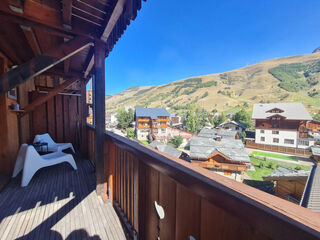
<box><xmin>20</xmin><ymin>77</ymin><xmax>78</xmax><ymax>117</ymax></box>
<box><xmin>0</xmin><ymin>36</ymin><xmax>93</xmax><ymax>94</ymax></box>
<box><xmin>20</xmin><ymin>25</ymin><xmax>41</xmax><ymax>56</ymax></box>
<box><xmin>62</xmin><ymin>0</ymin><xmax>73</xmax><ymax>27</ymax></box>
<box><xmin>0</xmin><ymin>10</ymin><xmax>102</xmax><ymax>41</ymax></box>
<box><xmin>84</xmin><ymin>0</ymin><xmax>126</xmax><ymax>77</ymax></box>
<box><xmin>94</xmin><ymin>41</ymin><xmax>106</xmax><ymax>196</ymax></box>
<box><xmin>80</xmin><ymin>79</ymin><xmax>88</xmax><ymax>156</ymax></box>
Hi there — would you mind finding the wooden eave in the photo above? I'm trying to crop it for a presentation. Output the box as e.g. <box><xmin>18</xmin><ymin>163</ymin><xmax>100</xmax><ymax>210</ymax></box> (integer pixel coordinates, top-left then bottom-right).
<box><xmin>0</xmin><ymin>0</ymin><xmax>146</xmax><ymax>81</ymax></box>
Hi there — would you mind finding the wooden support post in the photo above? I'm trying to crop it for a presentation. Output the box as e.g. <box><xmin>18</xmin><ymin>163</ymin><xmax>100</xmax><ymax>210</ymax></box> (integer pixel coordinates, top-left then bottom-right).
<box><xmin>94</xmin><ymin>41</ymin><xmax>106</xmax><ymax>196</ymax></box>
<box><xmin>80</xmin><ymin>79</ymin><xmax>88</xmax><ymax>157</ymax></box>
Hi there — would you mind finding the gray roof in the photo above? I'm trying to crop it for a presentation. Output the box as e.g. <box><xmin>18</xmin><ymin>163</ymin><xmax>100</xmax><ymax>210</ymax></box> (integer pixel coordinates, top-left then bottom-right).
<box><xmin>135</xmin><ymin>108</ymin><xmax>170</xmax><ymax>119</ymax></box>
<box><xmin>252</xmin><ymin>102</ymin><xmax>312</xmax><ymax>120</ymax></box>
<box><xmin>198</xmin><ymin>128</ymin><xmax>238</xmax><ymax>139</ymax></box>
<box><xmin>149</xmin><ymin>141</ymin><xmax>182</xmax><ymax>158</ymax></box>
<box><xmin>219</xmin><ymin>120</ymin><xmax>246</xmax><ymax>129</ymax></box>
<box><xmin>311</xmin><ymin>147</ymin><xmax>320</xmax><ymax>156</ymax></box>
<box><xmin>264</xmin><ymin>166</ymin><xmax>309</xmax><ymax>179</ymax></box>
<box><xmin>301</xmin><ymin>164</ymin><xmax>320</xmax><ymax>213</ymax></box>
<box><xmin>189</xmin><ymin>137</ymin><xmax>250</xmax><ymax>163</ymax></box>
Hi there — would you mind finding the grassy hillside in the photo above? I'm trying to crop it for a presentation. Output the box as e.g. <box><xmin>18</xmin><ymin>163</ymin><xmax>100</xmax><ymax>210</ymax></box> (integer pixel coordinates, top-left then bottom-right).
<box><xmin>106</xmin><ymin>52</ymin><xmax>320</xmax><ymax>117</ymax></box>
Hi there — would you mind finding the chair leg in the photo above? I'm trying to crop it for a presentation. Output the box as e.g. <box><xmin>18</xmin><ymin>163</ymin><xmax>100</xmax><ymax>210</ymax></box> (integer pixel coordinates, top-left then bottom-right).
<box><xmin>21</xmin><ymin>168</ymin><xmax>38</xmax><ymax>187</ymax></box>
<box><xmin>66</xmin><ymin>157</ymin><xmax>77</xmax><ymax>170</ymax></box>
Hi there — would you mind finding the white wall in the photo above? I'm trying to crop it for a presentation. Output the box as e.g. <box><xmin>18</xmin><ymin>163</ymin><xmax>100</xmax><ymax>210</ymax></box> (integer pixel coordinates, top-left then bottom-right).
<box><xmin>255</xmin><ymin>129</ymin><xmax>298</xmax><ymax>148</ymax></box>
<box><xmin>136</xmin><ymin>129</ymin><xmax>150</xmax><ymax>140</ymax></box>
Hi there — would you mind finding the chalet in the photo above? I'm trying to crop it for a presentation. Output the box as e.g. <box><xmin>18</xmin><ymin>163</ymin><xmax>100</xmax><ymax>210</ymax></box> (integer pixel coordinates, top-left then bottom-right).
<box><xmin>106</xmin><ymin>112</ymin><xmax>118</xmax><ymax>128</ymax></box>
<box><xmin>301</xmin><ymin>164</ymin><xmax>320</xmax><ymax>213</ymax></box>
<box><xmin>190</xmin><ymin>133</ymin><xmax>251</xmax><ymax>182</ymax></box>
<box><xmin>264</xmin><ymin>164</ymin><xmax>320</xmax><ymax>214</ymax></box>
<box><xmin>0</xmin><ymin>1</ymin><xmax>319</xmax><ymax>239</ymax></box>
<box><xmin>170</xmin><ymin>113</ymin><xmax>183</xmax><ymax>127</ymax></box>
<box><xmin>218</xmin><ymin>120</ymin><xmax>245</xmax><ymax>136</ymax></box>
<box><xmin>135</xmin><ymin>108</ymin><xmax>170</xmax><ymax>140</ymax></box>
<box><xmin>252</xmin><ymin>103</ymin><xmax>315</xmax><ymax>149</ymax></box>
<box><xmin>263</xmin><ymin>167</ymin><xmax>310</xmax><ymax>204</ymax></box>
<box><xmin>149</xmin><ymin>140</ymin><xmax>189</xmax><ymax>160</ymax></box>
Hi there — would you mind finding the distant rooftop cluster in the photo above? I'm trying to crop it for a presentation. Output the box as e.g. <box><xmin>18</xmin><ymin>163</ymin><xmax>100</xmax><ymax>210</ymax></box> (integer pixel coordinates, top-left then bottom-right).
<box><xmin>190</xmin><ymin>128</ymin><xmax>250</xmax><ymax>163</ymax></box>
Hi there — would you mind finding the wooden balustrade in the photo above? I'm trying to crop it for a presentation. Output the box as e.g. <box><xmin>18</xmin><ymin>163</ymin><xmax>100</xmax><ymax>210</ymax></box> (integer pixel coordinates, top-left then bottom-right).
<box><xmin>87</xmin><ymin>125</ymin><xmax>320</xmax><ymax>240</ymax></box>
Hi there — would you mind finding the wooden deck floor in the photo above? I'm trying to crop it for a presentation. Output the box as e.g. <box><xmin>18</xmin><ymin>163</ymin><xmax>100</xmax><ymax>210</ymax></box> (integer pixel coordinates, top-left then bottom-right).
<box><xmin>0</xmin><ymin>158</ymin><xmax>127</xmax><ymax>240</ymax></box>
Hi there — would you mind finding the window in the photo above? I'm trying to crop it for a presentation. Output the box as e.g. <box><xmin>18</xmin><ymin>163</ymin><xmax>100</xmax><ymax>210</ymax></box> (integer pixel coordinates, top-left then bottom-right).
<box><xmin>260</xmin><ymin>130</ymin><xmax>265</xmax><ymax>133</ymax></box>
<box><xmin>260</xmin><ymin>137</ymin><xmax>265</xmax><ymax>142</ymax></box>
<box><xmin>298</xmin><ymin>139</ymin><xmax>309</xmax><ymax>146</ymax></box>
<box><xmin>284</xmin><ymin>139</ymin><xmax>294</xmax><ymax>145</ymax></box>
<box><xmin>236</xmin><ymin>127</ymin><xmax>239</xmax><ymax>130</ymax></box>
<box><xmin>272</xmin><ymin>130</ymin><xmax>279</xmax><ymax>134</ymax></box>
<box><xmin>273</xmin><ymin>138</ymin><xmax>279</xmax><ymax>143</ymax></box>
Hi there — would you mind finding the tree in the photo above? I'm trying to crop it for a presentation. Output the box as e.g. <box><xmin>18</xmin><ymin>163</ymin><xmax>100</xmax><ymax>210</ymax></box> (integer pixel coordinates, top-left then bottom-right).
<box><xmin>170</xmin><ymin>136</ymin><xmax>183</xmax><ymax>148</ymax></box>
<box><xmin>232</xmin><ymin>108</ymin><xmax>252</xmax><ymax>129</ymax></box>
<box><xmin>126</xmin><ymin>128</ymin><xmax>135</xmax><ymax>139</ymax></box>
<box><xmin>184</xmin><ymin>105</ymin><xmax>208</xmax><ymax>133</ymax></box>
<box><xmin>116</xmin><ymin>107</ymin><xmax>134</xmax><ymax>129</ymax></box>
<box><xmin>213</xmin><ymin>113</ymin><xmax>226</xmax><ymax>126</ymax></box>
<box><xmin>314</xmin><ymin>111</ymin><xmax>320</xmax><ymax>121</ymax></box>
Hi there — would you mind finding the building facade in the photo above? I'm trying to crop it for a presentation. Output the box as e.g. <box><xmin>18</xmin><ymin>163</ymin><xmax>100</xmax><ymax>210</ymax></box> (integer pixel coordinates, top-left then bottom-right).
<box><xmin>135</xmin><ymin>108</ymin><xmax>170</xmax><ymax>140</ymax></box>
<box><xmin>218</xmin><ymin>120</ymin><xmax>245</xmax><ymax>136</ymax></box>
<box><xmin>252</xmin><ymin>103</ymin><xmax>314</xmax><ymax>149</ymax></box>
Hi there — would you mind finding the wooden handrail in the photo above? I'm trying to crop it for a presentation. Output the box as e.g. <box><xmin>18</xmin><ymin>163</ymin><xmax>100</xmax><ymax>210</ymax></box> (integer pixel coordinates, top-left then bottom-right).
<box><xmin>87</xmin><ymin>126</ymin><xmax>320</xmax><ymax>239</ymax></box>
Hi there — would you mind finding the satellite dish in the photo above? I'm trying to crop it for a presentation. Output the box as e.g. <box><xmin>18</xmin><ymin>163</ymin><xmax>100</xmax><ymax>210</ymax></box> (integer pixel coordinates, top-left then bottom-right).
<box><xmin>154</xmin><ymin>201</ymin><xmax>165</xmax><ymax>220</ymax></box>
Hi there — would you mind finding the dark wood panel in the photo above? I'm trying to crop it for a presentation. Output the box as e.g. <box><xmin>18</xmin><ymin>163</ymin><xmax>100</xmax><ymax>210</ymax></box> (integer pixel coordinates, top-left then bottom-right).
<box><xmin>175</xmin><ymin>184</ymin><xmax>201</xmax><ymax>240</ymax></box>
<box><xmin>47</xmin><ymin>97</ymin><xmax>56</xmax><ymax>140</ymax></box>
<box><xmin>145</xmin><ymin>166</ymin><xmax>159</xmax><ymax>240</ymax></box>
<box><xmin>55</xmin><ymin>95</ymin><xmax>64</xmax><ymax>142</ymax></box>
<box><xmin>159</xmin><ymin>173</ymin><xmax>176</xmax><ymax>239</ymax></box>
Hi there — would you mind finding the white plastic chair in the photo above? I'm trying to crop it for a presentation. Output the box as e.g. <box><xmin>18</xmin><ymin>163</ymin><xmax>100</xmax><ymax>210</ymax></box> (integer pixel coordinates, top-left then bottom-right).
<box><xmin>13</xmin><ymin>144</ymin><xmax>77</xmax><ymax>187</ymax></box>
<box><xmin>33</xmin><ymin>133</ymin><xmax>75</xmax><ymax>153</ymax></box>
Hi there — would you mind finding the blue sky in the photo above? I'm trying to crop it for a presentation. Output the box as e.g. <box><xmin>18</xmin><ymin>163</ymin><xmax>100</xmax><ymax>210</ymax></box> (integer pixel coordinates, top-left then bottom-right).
<box><xmin>105</xmin><ymin>0</ymin><xmax>320</xmax><ymax>95</ymax></box>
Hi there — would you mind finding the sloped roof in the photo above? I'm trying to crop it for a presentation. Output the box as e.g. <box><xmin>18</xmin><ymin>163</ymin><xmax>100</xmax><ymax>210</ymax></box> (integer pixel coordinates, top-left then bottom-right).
<box><xmin>301</xmin><ymin>164</ymin><xmax>320</xmax><ymax>213</ymax></box>
<box><xmin>135</xmin><ymin>108</ymin><xmax>170</xmax><ymax>119</ymax></box>
<box><xmin>189</xmin><ymin>137</ymin><xmax>250</xmax><ymax>162</ymax></box>
<box><xmin>263</xmin><ymin>166</ymin><xmax>309</xmax><ymax>180</ymax></box>
<box><xmin>149</xmin><ymin>141</ymin><xmax>182</xmax><ymax>158</ymax></box>
<box><xmin>252</xmin><ymin>102</ymin><xmax>312</xmax><ymax>120</ymax></box>
<box><xmin>219</xmin><ymin>121</ymin><xmax>246</xmax><ymax>129</ymax></box>
<box><xmin>311</xmin><ymin>147</ymin><xmax>320</xmax><ymax>156</ymax></box>
<box><xmin>198</xmin><ymin>128</ymin><xmax>237</xmax><ymax>139</ymax></box>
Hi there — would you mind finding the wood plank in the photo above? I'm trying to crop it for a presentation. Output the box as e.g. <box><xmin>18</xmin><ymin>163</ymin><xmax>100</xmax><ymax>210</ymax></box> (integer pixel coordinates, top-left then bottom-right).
<box><xmin>94</xmin><ymin>41</ymin><xmax>106</xmax><ymax>195</ymax></box>
<box><xmin>20</xmin><ymin>25</ymin><xmax>41</xmax><ymax>56</ymax></box>
<box><xmin>47</xmin><ymin>96</ymin><xmax>56</xmax><ymax>140</ymax></box>
<box><xmin>55</xmin><ymin>95</ymin><xmax>64</xmax><ymax>142</ymax></box>
<box><xmin>145</xmin><ymin>166</ymin><xmax>159</xmax><ymax>240</ymax></box>
<box><xmin>63</xmin><ymin>95</ymin><xmax>70</xmax><ymax>143</ymax></box>
<box><xmin>21</xmin><ymin>78</ymin><xmax>78</xmax><ymax>117</ymax></box>
<box><xmin>62</xmin><ymin>0</ymin><xmax>73</xmax><ymax>26</ymax></box>
<box><xmin>159</xmin><ymin>173</ymin><xmax>176</xmax><ymax>239</ymax></box>
<box><xmin>175</xmin><ymin>184</ymin><xmax>201</xmax><ymax>240</ymax></box>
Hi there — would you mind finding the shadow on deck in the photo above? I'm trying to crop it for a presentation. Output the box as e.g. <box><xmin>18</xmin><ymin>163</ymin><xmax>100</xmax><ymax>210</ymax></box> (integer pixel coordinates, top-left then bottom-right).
<box><xmin>0</xmin><ymin>157</ymin><xmax>127</xmax><ymax>240</ymax></box>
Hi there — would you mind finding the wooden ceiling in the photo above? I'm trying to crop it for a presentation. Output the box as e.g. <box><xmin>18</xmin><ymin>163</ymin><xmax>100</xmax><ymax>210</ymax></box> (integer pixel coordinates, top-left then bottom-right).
<box><xmin>0</xmin><ymin>0</ymin><xmax>145</xmax><ymax>79</ymax></box>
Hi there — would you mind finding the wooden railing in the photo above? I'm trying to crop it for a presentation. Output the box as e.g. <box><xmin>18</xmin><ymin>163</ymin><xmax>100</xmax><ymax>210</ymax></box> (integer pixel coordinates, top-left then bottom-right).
<box><xmin>87</xmin><ymin>126</ymin><xmax>320</xmax><ymax>240</ymax></box>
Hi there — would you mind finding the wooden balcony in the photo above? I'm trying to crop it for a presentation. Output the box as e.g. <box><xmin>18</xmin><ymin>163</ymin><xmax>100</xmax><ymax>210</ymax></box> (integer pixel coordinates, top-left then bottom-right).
<box><xmin>87</xmin><ymin>126</ymin><xmax>320</xmax><ymax>240</ymax></box>
<box><xmin>0</xmin><ymin>157</ymin><xmax>126</xmax><ymax>239</ymax></box>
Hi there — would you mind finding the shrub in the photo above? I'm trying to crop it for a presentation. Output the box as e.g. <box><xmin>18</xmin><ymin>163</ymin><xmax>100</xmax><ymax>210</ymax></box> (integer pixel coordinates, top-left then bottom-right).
<box><xmin>294</xmin><ymin>166</ymin><xmax>302</xmax><ymax>171</ymax></box>
<box><xmin>170</xmin><ymin>136</ymin><xmax>184</xmax><ymax>148</ymax></box>
<box><xmin>258</xmin><ymin>162</ymin><xmax>265</xmax><ymax>168</ymax></box>
<box><xmin>126</xmin><ymin>128</ymin><xmax>134</xmax><ymax>139</ymax></box>
<box><xmin>266</xmin><ymin>162</ymin><xmax>273</xmax><ymax>169</ymax></box>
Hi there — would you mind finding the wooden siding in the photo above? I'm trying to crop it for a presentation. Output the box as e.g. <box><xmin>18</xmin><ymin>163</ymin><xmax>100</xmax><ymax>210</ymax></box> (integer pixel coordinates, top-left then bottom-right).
<box><xmin>255</xmin><ymin>119</ymin><xmax>301</xmax><ymax>130</ymax></box>
<box><xmin>87</xmin><ymin>126</ymin><xmax>320</xmax><ymax>240</ymax></box>
<box><xmin>29</xmin><ymin>91</ymin><xmax>84</xmax><ymax>150</ymax></box>
<box><xmin>275</xmin><ymin>179</ymin><xmax>307</xmax><ymax>202</ymax></box>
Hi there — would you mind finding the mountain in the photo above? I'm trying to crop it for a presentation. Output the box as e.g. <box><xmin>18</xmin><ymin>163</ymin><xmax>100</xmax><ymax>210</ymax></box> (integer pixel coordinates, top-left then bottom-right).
<box><xmin>313</xmin><ymin>47</ymin><xmax>320</xmax><ymax>53</ymax></box>
<box><xmin>106</xmin><ymin>52</ymin><xmax>320</xmax><ymax>117</ymax></box>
